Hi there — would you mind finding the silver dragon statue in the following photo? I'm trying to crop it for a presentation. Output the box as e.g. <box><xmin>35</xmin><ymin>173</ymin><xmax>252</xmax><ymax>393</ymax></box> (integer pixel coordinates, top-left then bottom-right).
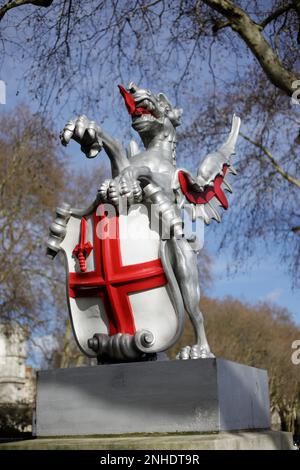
<box><xmin>47</xmin><ymin>82</ymin><xmax>241</xmax><ymax>363</ymax></box>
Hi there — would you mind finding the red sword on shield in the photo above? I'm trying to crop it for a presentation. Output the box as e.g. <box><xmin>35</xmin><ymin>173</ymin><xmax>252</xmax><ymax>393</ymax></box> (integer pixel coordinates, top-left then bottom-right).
<box><xmin>72</xmin><ymin>217</ymin><xmax>93</xmax><ymax>272</ymax></box>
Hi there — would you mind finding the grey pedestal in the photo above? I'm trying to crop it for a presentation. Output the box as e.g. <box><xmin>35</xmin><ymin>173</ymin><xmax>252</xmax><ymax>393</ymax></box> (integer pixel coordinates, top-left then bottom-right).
<box><xmin>36</xmin><ymin>358</ymin><xmax>270</xmax><ymax>437</ymax></box>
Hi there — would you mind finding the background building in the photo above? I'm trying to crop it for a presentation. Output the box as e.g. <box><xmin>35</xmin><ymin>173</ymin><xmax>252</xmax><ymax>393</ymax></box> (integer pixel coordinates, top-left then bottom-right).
<box><xmin>0</xmin><ymin>325</ymin><xmax>35</xmax><ymax>405</ymax></box>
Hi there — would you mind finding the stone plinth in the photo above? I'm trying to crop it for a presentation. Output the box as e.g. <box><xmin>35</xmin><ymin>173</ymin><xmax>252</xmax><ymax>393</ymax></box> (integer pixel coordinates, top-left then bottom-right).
<box><xmin>0</xmin><ymin>431</ymin><xmax>295</xmax><ymax>450</ymax></box>
<box><xmin>36</xmin><ymin>358</ymin><xmax>270</xmax><ymax>437</ymax></box>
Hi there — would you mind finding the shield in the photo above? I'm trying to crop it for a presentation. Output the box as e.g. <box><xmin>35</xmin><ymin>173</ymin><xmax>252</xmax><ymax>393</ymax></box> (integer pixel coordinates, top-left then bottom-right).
<box><xmin>58</xmin><ymin>202</ymin><xmax>184</xmax><ymax>358</ymax></box>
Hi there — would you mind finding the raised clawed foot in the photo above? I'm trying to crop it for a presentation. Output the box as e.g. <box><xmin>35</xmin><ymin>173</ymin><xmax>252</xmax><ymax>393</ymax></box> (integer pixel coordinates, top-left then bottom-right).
<box><xmin>176</xmin><ymin>344</ymin><xmax>215</xmax><ymax>360</ymax></box>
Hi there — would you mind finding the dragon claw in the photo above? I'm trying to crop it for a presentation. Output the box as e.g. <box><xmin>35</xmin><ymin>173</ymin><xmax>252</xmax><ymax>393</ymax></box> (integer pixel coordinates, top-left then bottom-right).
<box><xmin>176</xmin><ymin>344</ymin><xmax>214</xmax><ymax>360</ymax></box>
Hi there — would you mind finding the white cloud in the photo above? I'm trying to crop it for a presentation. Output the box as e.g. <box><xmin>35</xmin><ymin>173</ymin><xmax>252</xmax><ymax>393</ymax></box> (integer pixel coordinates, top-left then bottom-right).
<box><xmin>261</xmin><ymin>288</ymin><xmax>283</xmax><ymax>303</ymax></box>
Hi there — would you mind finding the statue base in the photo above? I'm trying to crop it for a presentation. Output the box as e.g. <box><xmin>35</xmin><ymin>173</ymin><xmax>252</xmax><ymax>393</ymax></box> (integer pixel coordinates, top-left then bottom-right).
<box><xmin>35</xmin><ymin>358</ymin><xmax>270</xmax><ymax>437</ymax></box>
<box><xmin>0</xmin><ymin>431</ymin><xmax>295</xmax><ymax>450</ymax></box>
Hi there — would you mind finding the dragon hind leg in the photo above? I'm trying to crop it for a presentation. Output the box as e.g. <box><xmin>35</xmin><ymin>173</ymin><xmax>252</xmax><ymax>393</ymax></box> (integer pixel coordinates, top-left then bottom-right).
<box><xmin>167</xmin><ymin>237</ymin><xmax>214</xmax><ymax>359</ymax></box>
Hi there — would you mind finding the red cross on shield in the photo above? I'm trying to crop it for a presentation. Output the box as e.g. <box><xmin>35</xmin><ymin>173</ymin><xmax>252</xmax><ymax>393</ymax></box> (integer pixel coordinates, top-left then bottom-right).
<box><xmin>60</xmin><ymin>204</ymin><xmax>180</xmax><ymax>357</ymax></box>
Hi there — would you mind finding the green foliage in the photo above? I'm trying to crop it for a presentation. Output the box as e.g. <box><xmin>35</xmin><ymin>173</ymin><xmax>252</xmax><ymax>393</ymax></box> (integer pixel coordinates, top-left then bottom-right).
<box><xmin>0</xmin><ymin>403</ymin><xmax>33</xmax><ymax>436</ymax></box>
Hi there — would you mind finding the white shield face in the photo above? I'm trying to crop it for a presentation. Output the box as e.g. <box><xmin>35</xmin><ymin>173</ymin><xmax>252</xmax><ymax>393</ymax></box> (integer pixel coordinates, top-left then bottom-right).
<box><xmin>60</xmin><ymin>204</ymin><xmax>180</xmax><ymax>357</ymax></box>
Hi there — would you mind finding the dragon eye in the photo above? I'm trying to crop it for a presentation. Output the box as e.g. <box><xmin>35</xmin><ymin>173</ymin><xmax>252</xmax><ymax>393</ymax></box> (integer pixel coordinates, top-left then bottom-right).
<box><xmin>128</xmin><ymin>81</ymin><xmax>137</xmax><ymax>93</ymax></box>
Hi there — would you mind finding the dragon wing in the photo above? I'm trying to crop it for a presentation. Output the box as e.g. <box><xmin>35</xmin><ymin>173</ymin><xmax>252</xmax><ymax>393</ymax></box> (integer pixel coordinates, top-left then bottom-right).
<box><xmin>174</xmin><ymin>114</ymin><xmax>241</xmax><ymax>224</ymax></box>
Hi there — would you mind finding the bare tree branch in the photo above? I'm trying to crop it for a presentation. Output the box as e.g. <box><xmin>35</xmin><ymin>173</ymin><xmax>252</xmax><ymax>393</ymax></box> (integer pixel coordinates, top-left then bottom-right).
<box><xmin>292</xmin><ymin>0</ymin><xmax>300</xmax><ymax>44</ymax></box>
<box><xmin>211</xmin><ymin>19</ymin><xmax>231</xmax><ymax>34</ymax></box>
<box><xmin>201</xmin><ymin>0</ymin><xmax>299</xmax><ymax>96</ymax></box>
<box><xmin>259</xmin><ymin>4</ymin><xmax>294</xmax><ymax>30</ymax></box>
<box><xmin>0</xmin><ymin>0</ymin><xmax>52</xmax><ymax>22</ymax></box>
<box><xmin>240</xmin><ymin>131</ymin><xmax>300</xmax><ymax>190</ymax></box>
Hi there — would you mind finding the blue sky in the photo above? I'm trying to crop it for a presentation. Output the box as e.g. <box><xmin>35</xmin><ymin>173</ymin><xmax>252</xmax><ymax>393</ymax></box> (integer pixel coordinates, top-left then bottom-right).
<box><xmin>207</xmin><ymin>240</ymin><xmax>300</xmax><ymax>324</ymax></box>
<box><xmin>0</xmin><ymin>34</ymin><xmax>299</xmax><ymax>327</ymax></box>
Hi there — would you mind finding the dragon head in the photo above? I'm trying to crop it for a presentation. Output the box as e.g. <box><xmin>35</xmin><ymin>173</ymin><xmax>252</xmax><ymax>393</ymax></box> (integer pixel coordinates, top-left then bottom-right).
<box><xmin>118</xmin><ymin>82</ymin><xmax>182</xmax><ymax>141</ymax></box>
